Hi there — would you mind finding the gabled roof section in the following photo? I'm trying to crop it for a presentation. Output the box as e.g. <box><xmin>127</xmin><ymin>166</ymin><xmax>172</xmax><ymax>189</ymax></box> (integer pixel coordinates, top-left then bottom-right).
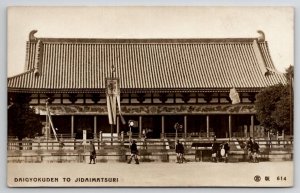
<box><xmin>8</xmin><ymin>31</ymin><xmax>286</xmax><ymax>93</ymax></box>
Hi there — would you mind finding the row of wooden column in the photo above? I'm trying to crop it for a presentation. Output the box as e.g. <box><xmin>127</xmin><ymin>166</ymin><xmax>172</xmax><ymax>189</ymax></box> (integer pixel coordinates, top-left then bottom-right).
<box><xmin>69</xmin><ymin>114</ymin><xmax>255</xmax><ymax>139</ymax></box>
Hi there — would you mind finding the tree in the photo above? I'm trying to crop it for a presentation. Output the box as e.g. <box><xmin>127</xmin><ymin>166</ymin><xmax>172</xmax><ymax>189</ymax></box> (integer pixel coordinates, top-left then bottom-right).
<box><xmin>8</xmin><ymin>99</ymin><xmax>43</xmax><ymax>140</ymax></box>
<box><xmin>285</xmin><ymin>65</ymin><xmax>294</xmax><ymax>82</ymax></box>
<box><xmin>285</xmin><ymin>65</ymin><xmax>294</xmax><ymax>135</ymax></box>
<box><xmin>255</xmin><ymin>66</ymin><xmax>293</xmax><ymax>135</ymax></box>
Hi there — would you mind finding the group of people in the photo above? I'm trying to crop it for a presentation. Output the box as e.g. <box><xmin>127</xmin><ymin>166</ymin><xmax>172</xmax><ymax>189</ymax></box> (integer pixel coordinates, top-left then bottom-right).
<box><xmin>211</xmin><ymin>137</ymin><xmax>260</xmax><ymax>163</ymax></box>
<box><xmin>211</xmin><ymin>139</ymin><xmax>230</xmax><ymax>163</ymax></box>
<box><xmin>89</xmin><ymin>140</ymin><xmax>140</xmax><ymax>165</ymax></box>
<box><xmin>88</xmin><ymin>137</ymin><xmax>260</xmax><ymax>164</ymax></box>
<box><xmin>246</xmin><ymin>137</ymin><xmax>260</xmax><ymax>163</ymax></box>
<box><xmin>129</xmin><ymin>139</ymin><xmax>187</xmax><ymax>164</ymax></box>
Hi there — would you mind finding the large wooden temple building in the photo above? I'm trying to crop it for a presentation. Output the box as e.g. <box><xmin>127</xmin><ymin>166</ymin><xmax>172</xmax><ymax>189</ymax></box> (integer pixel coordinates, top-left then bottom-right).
<box><xmin>8</xmin><ymin>30</ymin><xmax>286</xmax><ymax>140</ymax></box>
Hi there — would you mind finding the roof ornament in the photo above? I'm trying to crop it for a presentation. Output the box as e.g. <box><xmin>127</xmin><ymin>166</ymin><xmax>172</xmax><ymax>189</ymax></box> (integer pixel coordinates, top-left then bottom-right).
<box><xmin>257</xmin><ymin>30</ymin><xmax>265</xmax><ymax>42</ymax></box>
<box><xmin>34</xmin><ymin>39</ymin><xmax>43</xmax><ymax>76</ymax></box>
<box><xmin>29</xmin><ymin>30</ymin><xmax>38</xmax><ymax>41</ymax></box>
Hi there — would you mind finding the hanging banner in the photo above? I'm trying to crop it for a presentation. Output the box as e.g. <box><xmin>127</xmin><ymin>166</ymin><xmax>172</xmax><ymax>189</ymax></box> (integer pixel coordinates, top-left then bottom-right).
<box><xmin>117</xmin><ymin>94</ymin><xmax>126</xmax><ymax>125</ymax></box>
<box><xmin>229</xmin><ymin>87</ymin><xmax>241</xmax><ymax>104</ymax></box>
<box><xmin>106</xmin><ymin>78</ymin><xmax>119</xmax><ymax>125</ymax></box>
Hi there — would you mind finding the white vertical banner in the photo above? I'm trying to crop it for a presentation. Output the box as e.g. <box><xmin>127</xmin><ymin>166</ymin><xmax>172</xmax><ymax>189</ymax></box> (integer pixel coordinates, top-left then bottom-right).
<box><xmin>106</xmin><ymin>95</ymin><xmax>117</xmax><ymax>125</ymax></box>
<box><xmin>106</xmin><ymin>78</ymin><xmax>119</xmax><ymax>125</ymax></box>
<box><xmin>229</xmin><ymin>87</ymin><xmax>241</xmax><ymax>104</ymax></box>
<box><xmin>117</xmin><ymin>94</ymin><xmax>126</xmax><ymax>125</ymax></box>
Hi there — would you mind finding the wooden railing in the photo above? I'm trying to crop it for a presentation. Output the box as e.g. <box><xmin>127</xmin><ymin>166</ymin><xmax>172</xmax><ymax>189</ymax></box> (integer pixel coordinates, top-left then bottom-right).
<box><xmin>7</xmin><ymin>137</ymin><xmax>293</xmax><ymax>164</ymax></box>
<box><xmin>35</xmin><ymin>130</ymin><xmax>284</xmax><ymax>142</ymax></box>
<box><xmin>7</xmin><ymin>137</ymin><xmax>293</xmax><ymax>151</ymax></box>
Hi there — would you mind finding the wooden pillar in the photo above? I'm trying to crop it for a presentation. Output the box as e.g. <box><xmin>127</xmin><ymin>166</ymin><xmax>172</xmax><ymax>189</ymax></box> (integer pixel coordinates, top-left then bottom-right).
<box><xmin>71</xmin><ymin>115</ymin><xmax>74</xmax><ymax>138</ymax></box>
<box><xmin>117</xmin><ymin>116</ymin><xmax>120</xmax><ymax>136</ymax></box>
<box><xmin>139</xmin><ymin>116</ymin><xmax>142</xmax><ymax>138</ymax></box>
<box><xmin>206</xmin><ymin>115</ymin><xmax>209</xmax><ymax>138</ymax></box>
<box><xmin>184</xmin><ymin>115</ymin><xmax>187</xmax><ymax>138</ymax></box>
<box><xmin>161</xmin><ymin>116</ymin><xmax>165</xmax><ymax>138</ymax></box>
<box><xmin>94</xmin><ymin>115</ymin><xmax>97</xmax><ymax>139</ymax></box>
<box><xmin>45</xmin><ymin>115</ymin><xmax>49</xmax><ymax>140</ymax></box>
<box><xmin>250</xmin><ymin>115</ymin><xmax>254</xmax><ymax>137</ymax></box>
<box><xmin>228</xmin><ymin>115</ymin><xmax>232</xmax><ymax>139</ymax></box>
<box><xmin>99</xmin><ymin>131</ymin><xmax>102</xmax><ymax>142</ymax></box>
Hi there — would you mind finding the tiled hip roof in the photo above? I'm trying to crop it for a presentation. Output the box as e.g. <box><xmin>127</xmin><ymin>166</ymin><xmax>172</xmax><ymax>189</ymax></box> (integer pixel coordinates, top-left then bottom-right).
<box><xmin>8</xmin><ymin>38</ymin><xmax>286</xmax><ymax>93</ymax></box>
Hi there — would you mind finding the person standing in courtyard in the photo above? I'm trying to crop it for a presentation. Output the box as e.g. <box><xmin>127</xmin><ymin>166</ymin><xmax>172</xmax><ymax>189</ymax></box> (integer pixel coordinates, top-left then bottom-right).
<box><xmin>252</xmin><ymin>139</ymin><xmax>260</xmax><ymax>163</ymax></box>
<box><xmin>128</xmin><ymin>140</ymin><xmax>139</xmax><ymax>164</ymax></box>
<box><xmin>89</xmin><ymin>141</ymin><xmax>96</xmax><ymax>164</ymax></box>
<box><xmin>175</xmin><ymin>140</ymin><xmax>186</xmax><ymax>163</ymax></box>
<box><xmin>246</xmin><ymin>137</ymin><xmax>254</xmax><ymax>162</ymax></box>
<box><xmin>211</xmin><ymin>138</ymin><xmax>219</xmax><ymax>162</ymax></box>
<box><xmin>220</xmin><ymin>140</ymin><xmax>230</xmax><ymax>163</ymax></box>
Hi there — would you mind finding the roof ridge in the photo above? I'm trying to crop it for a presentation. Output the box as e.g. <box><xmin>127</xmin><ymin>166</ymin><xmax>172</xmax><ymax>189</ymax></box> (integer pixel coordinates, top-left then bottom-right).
<box><xmin>27</xmin><ymin>29</ymin><xmax>266</xmax><ymax>44</ymax></box>
<box><xmin>32</xmin><ymin>37</ymin><xmax>259</xmax><ymax>44</ymax></box>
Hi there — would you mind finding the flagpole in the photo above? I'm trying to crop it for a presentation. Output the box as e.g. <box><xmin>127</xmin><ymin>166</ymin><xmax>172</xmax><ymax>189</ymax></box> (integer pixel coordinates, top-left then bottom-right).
<box><xmin>46</xmin><ymin>98</ymin><xmax>58</xmax><ymax>141</ymax></box>
<box><xmin>46</xmin><ymin>99</ymin><xmax>49</xmax><ymax>149</ymax></box>
<box><xmin>111</xmin><ymin>64</ymin><xmax>116</xmax><ymax>144</ymax></box>
<box><xmin>107</xmin><ymin>63</ymin><xmax>124</xmax><ymax>145</ymax></box>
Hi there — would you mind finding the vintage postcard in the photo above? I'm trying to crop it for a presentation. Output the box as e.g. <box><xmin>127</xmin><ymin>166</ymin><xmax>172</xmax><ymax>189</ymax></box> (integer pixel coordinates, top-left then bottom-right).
<box><xmin>7</xmin><ymin>6</ymin><xmax>294</xmax><ymax>187</ymax></box>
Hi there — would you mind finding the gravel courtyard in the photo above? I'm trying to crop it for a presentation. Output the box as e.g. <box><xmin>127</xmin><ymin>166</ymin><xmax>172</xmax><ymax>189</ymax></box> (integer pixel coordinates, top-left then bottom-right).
<box><xmin>7</xmin><ymin>161</ymin><xmax>293</xmax><ymax>187</ymax></box>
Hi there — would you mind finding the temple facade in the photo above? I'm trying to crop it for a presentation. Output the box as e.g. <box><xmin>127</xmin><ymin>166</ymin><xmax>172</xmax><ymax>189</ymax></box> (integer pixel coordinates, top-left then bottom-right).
<box><xmin>7</xmin><ymin>30</ymin><xmax>286</xmax><ymax>139</ymax></box>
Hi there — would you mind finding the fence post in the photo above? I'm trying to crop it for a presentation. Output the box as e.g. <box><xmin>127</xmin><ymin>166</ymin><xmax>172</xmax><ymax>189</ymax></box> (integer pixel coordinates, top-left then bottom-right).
<box><xmin>38</xmin><ymin>139</ymin><xmax>41</xmax><ymax>150</ymax></box>
<box><xmin>268</xmin><ymin>131</ymin><xmax>272</xmax><ymax>149</ymax></box>
<box><xmin>73</xmin><ymin>138</ymin><xmax>76</xmax><ymax>150</ymax></box>
<box><xmin>99</xmin><ymin>131</ymin><xmax>102</xmax><ymax>142</ymax></box>
<box><xmin>121</xmin><ymin>131</ymin><xmax>124</xmax><ymax>142</ymax></box>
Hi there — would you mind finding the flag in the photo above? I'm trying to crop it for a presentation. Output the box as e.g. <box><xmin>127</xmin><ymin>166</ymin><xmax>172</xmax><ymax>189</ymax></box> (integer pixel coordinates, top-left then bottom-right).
<box><xmin>106</xmin><ymin>95</ymin><xmax>117</xmax><ymax>125</ymax></box>
<box><xmin>117</xmin><ymin>93</ymin><xmax>126</xmax><ymax>125</ymax></box>
<box><xmin>106</xmin><ymin>78</ymin><xmax>120</xmax><ymax>125</ymax></box>
<box><xmin>229</xmin><ymin>87</ymin><xmax>240</xmax><ymax>104</ymax></box>
<box><xmin>106</xmin><ymin>77</ymin><xmax>126</xmax><ymax>125</ymax></box>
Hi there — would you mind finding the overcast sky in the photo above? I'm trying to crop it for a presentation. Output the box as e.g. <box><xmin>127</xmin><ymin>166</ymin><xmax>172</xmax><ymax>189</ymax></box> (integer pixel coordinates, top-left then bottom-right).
<box><xmin>7</xmin><ymin>6</ymin><xmax>294</xmax><ymax>77</ymax></box>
